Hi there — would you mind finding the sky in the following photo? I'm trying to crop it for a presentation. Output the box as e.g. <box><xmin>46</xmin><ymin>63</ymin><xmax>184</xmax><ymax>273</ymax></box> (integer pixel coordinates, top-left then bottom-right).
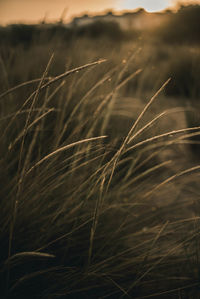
<box><xmin>0</xmin><ymin>0</ymin><xmax>199</xmax><ymax>25</ymax></box>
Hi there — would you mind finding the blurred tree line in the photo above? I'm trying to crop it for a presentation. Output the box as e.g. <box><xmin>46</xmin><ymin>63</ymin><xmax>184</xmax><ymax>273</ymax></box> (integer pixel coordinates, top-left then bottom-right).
<box><xmin>0</xmin><ymin>21</ymin><xmax>131</xmax><ymax>48</ymax></box>
<box><xmin>157</xmin><ymin>4</ymin><xmax>200</xmax><ymax>44</ymax></box>
<box><xmin>0</xmin><ymin>4</ymin><xmax>199</xmax><ymax>47</ymax></box>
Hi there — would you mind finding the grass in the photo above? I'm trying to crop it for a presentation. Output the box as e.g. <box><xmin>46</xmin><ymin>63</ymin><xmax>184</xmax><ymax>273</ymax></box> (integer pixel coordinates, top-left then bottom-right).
<box><xmin>0</xmin><ymin>32</ymin><xmax>200</xmax><ymax>298</ymax></box>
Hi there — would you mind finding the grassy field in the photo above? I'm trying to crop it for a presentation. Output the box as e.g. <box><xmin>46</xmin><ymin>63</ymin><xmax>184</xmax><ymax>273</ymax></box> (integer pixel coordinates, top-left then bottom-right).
<box><xmin>0</xmin><ymin>20</ymin><xmax>200</xmax><ymax>298</ymax></box>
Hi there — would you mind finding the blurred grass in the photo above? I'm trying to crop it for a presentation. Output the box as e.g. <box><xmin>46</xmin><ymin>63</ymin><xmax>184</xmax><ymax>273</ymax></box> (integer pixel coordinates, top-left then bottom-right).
<box><xmin>0</xmin><ymin>15</ymin><xmax>200</xmax><ymax>298</ymax></box>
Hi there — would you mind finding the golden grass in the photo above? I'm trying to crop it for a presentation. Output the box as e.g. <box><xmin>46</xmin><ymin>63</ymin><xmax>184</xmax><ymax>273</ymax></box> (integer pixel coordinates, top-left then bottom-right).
<box><xmin>0</xmin><ymin>36</ymin><xmax>200</xmax><ymax>298</ymax></box>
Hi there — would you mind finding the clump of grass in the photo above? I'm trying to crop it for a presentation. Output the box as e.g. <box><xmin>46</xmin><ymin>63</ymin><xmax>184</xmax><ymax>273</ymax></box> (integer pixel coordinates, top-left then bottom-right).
<box><xmin>0</xmin><ymin>41</ymin><xmax>200</xmax><ymax>299</ymax></box>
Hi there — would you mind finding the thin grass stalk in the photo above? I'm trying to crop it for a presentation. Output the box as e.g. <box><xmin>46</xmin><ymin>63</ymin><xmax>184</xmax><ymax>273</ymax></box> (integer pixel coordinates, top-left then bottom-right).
<box><xmin>88</xmin><ymin>175</ymin><xmax>105</xmax><ymax>265</ymax></box>
<box><xmin>35</xmin><ymin>216</ymin><xmax>94</xmax><ymax>252</ymax></box>
<box><xmin>17</xmin><ymin>54</ymin><xmax>54</xmax><ymax>175</ymax></box>
<box><xmin>98</xmin><ymin>53</ymin><xmax>137</xmax><ymax>135</ymax></box>
<box><xmin>126</xmin><ymin>107</ymin><xmax>190</xmax><ymax>143</ymax></box>
<box><xmin>55</xmin><ymin>70</ymin><xmax>112</xmax><ymax>147</ymax></box>
<box><xmin>1</xmin><ymin>59</ymin><xmax>107</xmax><ymax>142</ymax></box>
<box><xmin>25</xmin><ymin>136</ymin><xmax>107</xmax><ymax>176</ymax></box>
<box><xmin>0</xmin><ymin>54</ymin><xmax>12</xmax><ymax>102</ymax></box>
<box><xmin>121</xmin><ymin>150</ymin><xmax>161</xmax><ymax>183</ymax></box>
<box><xmin>6</xmin><ymin>55</ymin><xmax>54</xmax><ymax>292</ymax></box>
<box><xmin>38</xmin><ymin>152</ymin><xmax>106</xmax><ymax>197</ymax></box>
<box><xmin>103</xmin><ymin>79</ymin><xmax>171</xmax><ymax>194</ymax></box>
<box><xmin>8</xmin><ymin>266</ymin><xmax>62</xmax><ymax>294</ymax></box>
<box><xmin>105</xmin><ymin>275</ymin><xmax>132</xmax><ymax>298</ymax></box>
<box><xmin>127</xmin><ymin>78</ymin><xmax>171</xmax><ymax>144</ymax></box>
<box><xmin>136</xmin><ymin>282</ymin><xmax>200</xmax><ymax>299</ymax></box>
<box><xmin>125</xmin><ymin>229</ymin><xmax>200</xmax><ymax>295</ymax></box>
<box><xmin>0</xmin><ymin>77</ymin><xmax>51</xmax><ymax>101</ymax></box>
<box><xmin>126</xmin><ymin>126</ymin><xmax>200</xmax><ymax>153</ymax></box>
<box><xmin>100</xmin><ymin>69</ymin><xmax>142</xmax><ymax>135</ymax></box>
<box><xmin>144</xmin><ymin>165</ymin><xmax>200</xmax><ymax>198</ymax></box>
<box><xmin>8</xmin><ymin>108</ymin><xmax>55</xmax><ymax>150</ymax></box>
<box><xmin>120</xmin><ymin>160</ymin><xmax>172</xmax><ymax>191</ymax></box>
<box><xmin>136</xmin><ymin>221</ymin><xmax>169</xmax><ymax>277</ymax></box>
<box><xmin>0</xmin><ymin>108</ymin><xmax>58</xmax><ymax>121</ymax></box>
<box><xmin>55</xmin><ymin>76</ymin><xmax>77</xmax><ymax>146</ymax></box>
<box><xmin>41</xmin><ymin>59</ymin><xmax>107</xmax><ymax>91</ymax></box>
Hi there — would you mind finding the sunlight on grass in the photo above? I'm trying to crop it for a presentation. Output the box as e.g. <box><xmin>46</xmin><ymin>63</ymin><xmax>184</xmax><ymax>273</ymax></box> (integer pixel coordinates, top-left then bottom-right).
<box><xmin>0</xmin><ymin>18</ymin><xmax>200</xmax><ymax>298</ymax></box>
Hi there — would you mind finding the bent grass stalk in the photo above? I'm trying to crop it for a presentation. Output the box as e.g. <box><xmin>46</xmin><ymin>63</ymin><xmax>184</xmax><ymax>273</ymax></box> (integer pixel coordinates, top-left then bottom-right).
<box><xmin>6</xmin><ymin>55</ymin><xmax>54</xmax><ymax>291</ymax></box>
<box><xmin>0</xmin><ymin>59</ymin><xmax>107</xmax><ymax>102</ymax></box>
<box><xmin>2</xmin><ymin>39</ymin><xmax>200</xmax><ymax>298</ymax></box>
<box><xmin>125</xmin><ymin>107</ymin><xmax>191</xmax><ymax>143</ymax></box>
<box><xmin>40</xmin><ymin>151</ymin><xmax>107</xmax><ymax>201</ymax></box>
<box><xmin>88</xmin><ymin>175</ymin><xmax>105</xmax><ymax>266</ymax></box>
<box><xmin>25</xmin><ymin>136</ymin><xmax>107</xmax><ymax>176</ymax></box>
<box><xmin>0</xmin><ymin>108</ymin><xmax>59</xmax><ymax>122</ymax></box>
<box><xmin>55</xmin><ymin>70</ymin><xmax>112</xmax><ymax>147</ymax></box>
<box><xmin>126</xmin><ymin>126</ymin><xmax>200</xmax><ymax>153</ymax></box>
<box><xmin>126</xmin><ymin>229</ymin><xmax>200</xmax><ymax>295</ymax></box>
<box><xmin>0</xmin><ymin>77</ymin><xmax>51</xmax><ymax>101</ymax></box>
<box><xmin>103</xmin><ymin>78</ymin><xmax>171</xmax><ymax>194</ymax></box>
<box><xmin>1</xmin><ymin>59</ymin><xmax>107</xmax><ymax>141</ymax></box>
<box><xmin>127</xmin><ymin>78</ymin><xmax>171</xmax><ymax>145</ymax></box>
<box><xmin>8</xmin><ymin>108</ymin><xmax>55</xmax><ymax>150</ymax></box>
<box><xmin>8</xmin><ymin>266</ymin><xmax>63</xmax><ymax>294</ymax></box>
<box><xmin>5</xmin><ymin>251</ymin><xmax>55</xmax><ymax>265</ymax></box>
<box><xmin>100</xmin><ymin>69</ymin><xmax>142</xmax><ymax>135</ymax></box>
<box><xmin>144</xmin><ymin>165</ymin><xmax>200</xmax><ymax>198</ymax></box>
<box><xmin>6</xmin><ymin>59</ymin><xmax>107</xmax><ymax>291</ymax></box>
<box><xmin>12</xmin><ymin>54</ymin><xmax>54</xmax><ymax>204</ymax></box>
<box><xmin>120</xmin><ymin>160</ymin><xmax>172</xmax><ymax>191</ymax></box>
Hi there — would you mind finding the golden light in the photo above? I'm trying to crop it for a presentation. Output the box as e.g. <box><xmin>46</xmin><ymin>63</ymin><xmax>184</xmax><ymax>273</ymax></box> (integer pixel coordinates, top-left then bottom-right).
<box><xmin>117</xmin><ymin>0</ymin><xmax>172</xmax><ymax>12</ymax></box>
<box><xmin>1</xmin><ymin>0</ymin><xmax>200</xmax><ymax>25</ymax></box>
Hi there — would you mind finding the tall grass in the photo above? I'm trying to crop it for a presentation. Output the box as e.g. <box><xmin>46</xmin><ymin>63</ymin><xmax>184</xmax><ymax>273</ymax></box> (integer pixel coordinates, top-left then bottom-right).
<box><xmin>0</xmin><ymin>35</ymin><xmax>200</xmax><ymax>299</ymax></box>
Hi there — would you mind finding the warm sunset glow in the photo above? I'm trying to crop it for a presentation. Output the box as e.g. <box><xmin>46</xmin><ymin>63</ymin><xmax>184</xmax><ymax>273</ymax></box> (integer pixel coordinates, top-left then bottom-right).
<box><xmin>0</xmin><ymin>0</ymin><xmax>200</xmax><ymax>24</ymax></box>
<box><xmin>117</xmin><ymin>0</ymin><xmax>172</xmax><ymax>12</ymax></box>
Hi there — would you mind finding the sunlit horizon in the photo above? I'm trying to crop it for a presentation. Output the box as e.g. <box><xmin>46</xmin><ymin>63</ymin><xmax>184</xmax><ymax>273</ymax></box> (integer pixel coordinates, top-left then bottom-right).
<box><xmin>117</xmin><ymin>0</ymin><xmax>173</xmax><ymax>12</ymax></box>
<box><xmin>0</xmin><ymin>0</ymin><xmax>200</xmax><ymax>25</ymax></box>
